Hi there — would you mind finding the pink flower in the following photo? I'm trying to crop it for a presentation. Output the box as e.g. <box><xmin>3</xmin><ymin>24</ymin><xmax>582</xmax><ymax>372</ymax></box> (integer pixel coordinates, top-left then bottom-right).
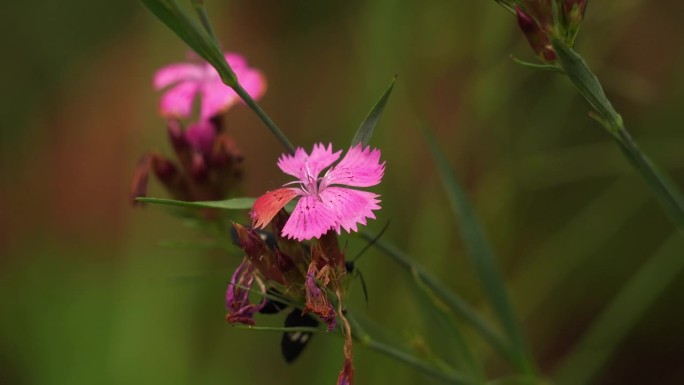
<box><xmin>251</xmin><ymin>143</ymin><xmax>384</xmax><ymax>241</ymax></box>
<box><xmin>154</xmin><ymin>52</ymin><xmax>266</xmax><ymax>120</ymax></box>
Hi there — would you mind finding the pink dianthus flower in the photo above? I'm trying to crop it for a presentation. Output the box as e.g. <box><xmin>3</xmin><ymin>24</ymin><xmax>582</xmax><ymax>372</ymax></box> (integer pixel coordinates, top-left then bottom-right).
<box><xmin>251</xmin><ymin>143</ymin><xmax>384</xmax><ymax>241</ymax></box>
<box><xmin>154</xmin><ymin>52</ymin><xmax>266</xmax><ymax>120</ymax></box>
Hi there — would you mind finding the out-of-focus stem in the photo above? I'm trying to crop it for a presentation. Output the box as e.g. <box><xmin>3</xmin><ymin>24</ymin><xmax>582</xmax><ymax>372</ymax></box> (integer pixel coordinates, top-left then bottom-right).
<box><xmin>361</xmin><ymin>234</ymin><xmax>517</xmax><ymax>367</ymax></box>
<box><xmin>346</xmin><ymin>312</ymin><xmax>473</xmax><ymax>385</ymax></box>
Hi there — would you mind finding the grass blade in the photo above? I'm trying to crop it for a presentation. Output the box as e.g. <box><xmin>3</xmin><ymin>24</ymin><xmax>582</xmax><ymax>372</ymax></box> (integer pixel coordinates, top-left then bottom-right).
<box><xmin>139</xmin><ymin>0</ymin><xmax>236</xmax><ymax>86</ymax></box>
<box><xmin>351</xmin><ymin>76</ymin><xmax>396</xmax><ymax>147</ymax></box>
<box><xmin>420</xmin><ymin>124</ymin><xmax>536</xmax><ymax>376</ymax></box>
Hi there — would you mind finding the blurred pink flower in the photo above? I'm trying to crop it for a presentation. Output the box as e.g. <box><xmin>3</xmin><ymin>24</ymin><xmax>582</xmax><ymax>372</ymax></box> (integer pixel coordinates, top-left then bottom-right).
<box><xmin>154</xmin><ymin>52</ymin><xmax>266</xmax><ymax>120</ymax></box>
<box><xmin>251</xmin><ymin>143</ymin><xmax>384</xmax><ymax>241</ymax></box>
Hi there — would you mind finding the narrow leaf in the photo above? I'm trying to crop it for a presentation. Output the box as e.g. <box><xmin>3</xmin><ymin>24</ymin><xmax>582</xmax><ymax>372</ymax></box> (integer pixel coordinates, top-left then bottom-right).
<box><xmin>551</xmin><ymin>37</ymin><xmax>622</xmax><ymax>132</ymax></box>
<box><xmin>351</xmin><ymin>76</ymin><xmax>396</xmax><ymax>147</ymax></box>
<box><xmin>420</xmin><ymin>124</ymin><xmax>536</xmax><ymax>376</ymax></box>
<box><xmin>139</xmin><ymin>0</ymin><xmax>236</xmax><ymax>85</ymax></box>
<box><xmin>136</xmin><ymin>196</ymin><xmax>255</xmax><ymax>210</ymax></box>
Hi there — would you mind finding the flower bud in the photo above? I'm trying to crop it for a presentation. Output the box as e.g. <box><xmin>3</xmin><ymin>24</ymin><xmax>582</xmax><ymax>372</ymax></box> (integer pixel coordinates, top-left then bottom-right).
<box><xmin>562</xmin><ymin>0</ymin><xmax>588</xmax><ymax>43</ymax></box>
<box><xmin>515</xmin><ymin>6</ymin><xmax>556</xmax><ymax>62</ymax></box>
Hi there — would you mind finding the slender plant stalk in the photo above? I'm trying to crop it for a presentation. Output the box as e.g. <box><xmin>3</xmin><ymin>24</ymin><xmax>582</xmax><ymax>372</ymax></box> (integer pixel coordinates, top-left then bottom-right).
<box><xmin>346</xmin><ymin>312</ymin><xmax>473</xmax><ymax>385</ymax></box>
<box><xmin>232</xmin><ymin>83</ymin><xmax>296</xmax><ymax>153</ymax></box>
<box><xmin>190</xmin><ymin>0</ymin><xmax>218</xmax><ymax>41</ymax></box>
<box><xmin>236</xmin><ymin>313</ymin><xmax>472</xmax><ymax>384</ymax></box>
<box><xmin>553</xmin><ymin>233</ymin><xmax>684</xmax><ymax>384</ymax></box>
<box><xmin>550</xmin><ymin>39</ymin><xmax>684</xmax><ymax>229</ymax></box>
<box><xmin>361</xmin><ymin>233</ymin><xmax>516</xmax><ymax>366</ymax></box>
<box><xmin>189</xmin><ymin>1</ymin><xmax>296</xmax><ymax>154</ymax></box>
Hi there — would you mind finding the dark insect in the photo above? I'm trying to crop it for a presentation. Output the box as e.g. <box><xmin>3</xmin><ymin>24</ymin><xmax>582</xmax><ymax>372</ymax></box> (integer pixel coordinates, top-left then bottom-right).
<box><xmin>258</xmin><ymin>288</ymin><xmax>288</xmax><ymax>314</ymax></box>
<box><xmin>281</xmin><ymin>309</ymin><xmax>319</xmax><ymax>363</ymax></box>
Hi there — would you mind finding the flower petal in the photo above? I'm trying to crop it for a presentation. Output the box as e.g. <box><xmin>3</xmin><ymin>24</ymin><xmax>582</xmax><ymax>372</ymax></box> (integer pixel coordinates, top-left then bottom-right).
<box><xmin>282</xmin><ymin>194</ymin><xmax>338</xmax><ymax>241</ymax></box>
<box><xmin>321</xmin><ymin>144</ymin><xmax>384</xmax><ymax>188</ymax></box>
<box><xmin>319</xmin><ymin>187</ymin><xmax>381</xmax><ymax>234</ymax></box>
<box><xmin>251</xmin><ymin>188</ymin><xmax>299</xmax><ymax>229</ymax></box>
<box><xmin>224</xmin><ymin>53</ymin><xmax>247</xmax><ymax>69</ymax></box>
<box><xmin>153</xmin><ymin>63</ymin><xmax>203</xmax><ymax>89</ymax></box>
<box><xmin>199</xmin><ymin>79</ymin><xmax>239</xmax><ymax>120</ymax></box>
<box><xmin>278</xmin><ymin>143</ymin><xmax>342</xmax><ymax>181</ymax></box>
<box><xmin>159</xmin><ymin>81</ymin><xmax>200</xmax><ymax>119</ymax></box>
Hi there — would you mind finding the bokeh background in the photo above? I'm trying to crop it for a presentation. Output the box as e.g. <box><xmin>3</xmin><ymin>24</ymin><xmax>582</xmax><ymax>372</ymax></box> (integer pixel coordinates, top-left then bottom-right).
<box><xmin>2</xmin><ymin>1</ymin><xmax>684</xmax><ymax>384</ymax></box>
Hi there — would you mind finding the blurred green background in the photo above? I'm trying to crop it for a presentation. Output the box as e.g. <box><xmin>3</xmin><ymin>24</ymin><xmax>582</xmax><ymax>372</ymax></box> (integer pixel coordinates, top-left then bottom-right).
<box><xmin>2</xmin><ymin>0</ymin><xmax>684</xmax><ymax>384</ymax></box>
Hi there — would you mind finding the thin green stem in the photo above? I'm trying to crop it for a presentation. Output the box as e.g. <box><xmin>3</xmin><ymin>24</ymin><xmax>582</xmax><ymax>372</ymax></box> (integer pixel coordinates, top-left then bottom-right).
<box><xmin>553</xmin><ymin>233</ymin><xmax>684</xmax><ymax>384</ymax></box>
<box><xmin>551</xmin><ymin>38</ymin><xmax>684</xmax><ymax>229</ymax></box>
<box><xmin>347</xmin><ymin>312</ymin><xmax>473</xmax><ymax>385</ymax></box>
<box><xmin>190</xmin><ymin>0</ymin><xmax>218</xmax><ymax>41</ymax></box>
<box><xmin>185</xmin><ymin>0</ymin><xmax>295</xmax><ymax>153</ymax></box>
<box><xmin>613</xmin><ymin>128</ymin><xmax>684</xmax><ymax>228</ymax></box>
<box><xmin>361</xmin><ymin>233</ymin><xmax>515</xmax><ymax>365</ymax></box>
<box><xmin>233</xmin><ymin>325</ymin><xmax>320</xmax><ymax>333</ymax></box>
<box><xmin>232</xmin><ymin>82</ymin><xmax>296</xmax><ymax>154</ymax></box>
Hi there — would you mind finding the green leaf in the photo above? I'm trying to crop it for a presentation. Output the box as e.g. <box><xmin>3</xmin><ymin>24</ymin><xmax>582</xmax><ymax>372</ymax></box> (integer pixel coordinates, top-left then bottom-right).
<box><xmin>136</xmin><ymin>196</ymin><xmax>255</xmax><ymax>210</ymax></box>
<box><xmin>419</xmin><ymin>124</ymin><xmax>537</xmax><ymax>376</ymax></box>
<box><xmin>351</xmin><ymin>76</ymin><xmax>396</xmax><ymax>147</ymax></box>
<box><xmin>139</xmin><ymin>0</ymin><xmax>236</xmax><ymax>86</ymax></box>
<box><xmin>550</xmin><ymin>37</ymin><xmax>622</xmax><ymax>133</ymax></box>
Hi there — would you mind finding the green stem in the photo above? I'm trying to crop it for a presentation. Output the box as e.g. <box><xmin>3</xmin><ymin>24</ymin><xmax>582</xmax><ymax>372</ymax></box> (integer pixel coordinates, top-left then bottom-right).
<box><xmin>553</xmin><ymin>233</ymin><xmax>684</xmax><ymax>384</ymax></box>
<box><xmin>187</xmin><ymin>0</ymin><xmax>295</xmax><ymax>154</ymax></box>
<box><xmin>551</xmin><ymin>38</ymin><xmax>684</xmax><ymax>229</ymax></box>
<box><xmin>361</xmin><ymin>233</ymin><xmax>515</xmax><ymax>366</ymax></box>
<box><xmin>232</xmin><ymin>82</ymin><xmax>296</xmax><ymax>154</ymax></box>
<box><xmin>190</xmin><ymin>0</ymin><xmax>218</xmax><ymax>41</ymax></box>
<box><xmin>346</xmin><ymin>312</ymin><xmax>473</xmax><ymax>385</ymax></box>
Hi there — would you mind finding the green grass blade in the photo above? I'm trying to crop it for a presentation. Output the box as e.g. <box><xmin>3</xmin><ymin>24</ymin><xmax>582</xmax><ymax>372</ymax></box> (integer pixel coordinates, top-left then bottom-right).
<box><xmin>139</xmin><ymin>0</ymin><xmax>236</xmax><ymax>86</ymax></box>
<box><xmin>554</xmin><ymin>233</ymin><xmax>684</xmax><ymax>384</ymax></box>
<box><xmin>361</xmin><ymin>233</ymin><xmax>513</xmax><ymax>363</ymax></box>
<box><xmin>351</xmin><ymin>76</ymin><xmax>396</xmax><ymax>147</ymax></box>
<box><xmin>136</xmin><ymin>196</ymin><xmax>255</xmax><ymax>210</ymax></box>
<box><xmin>420</xmin><ymin>124</ymin><xmax>536</xmax><ymax>376</ymax></box>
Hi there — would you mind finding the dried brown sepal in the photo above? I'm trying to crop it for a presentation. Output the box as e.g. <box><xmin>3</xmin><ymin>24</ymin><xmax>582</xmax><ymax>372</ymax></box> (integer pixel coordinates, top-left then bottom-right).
<box><xmin>232</xmin><ymin>223</ymin><xmax>287</xmax><ymax>285</ymax></box>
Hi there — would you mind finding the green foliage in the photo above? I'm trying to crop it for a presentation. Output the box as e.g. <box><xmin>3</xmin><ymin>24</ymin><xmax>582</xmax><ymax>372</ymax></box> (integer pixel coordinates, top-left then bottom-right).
<box><xmin>420</xmin><ymin>124</ymin><xmax>536</xmax><ymax>377</ymax></box>
<box><xmin>351</xmin><ymin>76</ymin><xmax>396</xmax><ymax>147</ymax></box>
<box><xmin>139</xmin><ymin>0</ymin><xmax>236</xmax><ymax>86</ymax></box>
